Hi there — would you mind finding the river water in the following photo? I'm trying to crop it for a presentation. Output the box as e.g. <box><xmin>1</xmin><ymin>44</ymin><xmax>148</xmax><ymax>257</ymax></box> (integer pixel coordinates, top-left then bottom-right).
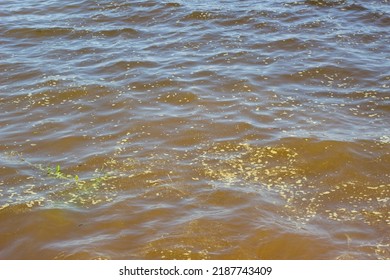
<box><xmin>0</xmin><ymin>0</ymin><xmax>389</xmax><ymax>259</ymax></box>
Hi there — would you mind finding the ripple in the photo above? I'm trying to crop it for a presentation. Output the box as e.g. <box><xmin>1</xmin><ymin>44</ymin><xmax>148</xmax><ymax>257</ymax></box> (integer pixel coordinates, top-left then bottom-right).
<box><xmin>4</xmin><ymin>27</ymin><xmax>89</xmax><ymax>39</ymax></box>
<box><xmin>182</xmin><ymin>11</ymin><xmax>219</xmax><ymax>21</ymax></box>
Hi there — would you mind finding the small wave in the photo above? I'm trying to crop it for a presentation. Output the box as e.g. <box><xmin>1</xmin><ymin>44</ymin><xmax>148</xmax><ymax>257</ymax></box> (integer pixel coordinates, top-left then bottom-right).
<box><xmin>94</xmin><ymin>28</ymin><xmax>139</xmax><ymax>38</ymax></box>
<box><xmin>4</xmin><ymin>27</ymin><xmax>90</xmax><ymax>39</ymax></box>
<box><xmin>164</xmin><ymin>2</ymin><xmax>182</xmax><ymax>8</ymax></box>
<box><xmin>343</xmin><ymin>3</ymin><xmax>369</xmax><ymax>11</ymax></box>
<box><xmin>182</xmin><ymin>11</ymin><xmax>218</xmax><ymax>21</ymax></box>
<box><xmin>128</xmin><ymin>78</ymin><xmax>181</xmax><ymax>91</ymax></box>
<box><xmin>303</xmin><ymin>0</ymin><xmax>347</xmax><ymax>7</ymax></box>
<box><xmin>98</xmin><ymin>60</ymin><xmax>158</xmax><ymax>74</ymax></box>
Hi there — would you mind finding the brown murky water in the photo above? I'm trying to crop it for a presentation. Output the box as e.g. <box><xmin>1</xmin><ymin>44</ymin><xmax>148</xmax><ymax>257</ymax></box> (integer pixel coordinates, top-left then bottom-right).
<box><xmin>0</xmin><ymin>0</ymin><xmax>389</xmax><ymax>259</ymax></box>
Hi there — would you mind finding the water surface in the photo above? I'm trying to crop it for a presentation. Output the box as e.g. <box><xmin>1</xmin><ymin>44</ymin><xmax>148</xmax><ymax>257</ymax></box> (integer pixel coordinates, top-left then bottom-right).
<box><xmin>0</xmin><ymin>0</ymin><xmax>389</xmax><ymax>259</ymax></box>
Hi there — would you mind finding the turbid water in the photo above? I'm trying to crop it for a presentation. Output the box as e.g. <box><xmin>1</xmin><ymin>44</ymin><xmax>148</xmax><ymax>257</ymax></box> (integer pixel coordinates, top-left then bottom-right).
<box><xmin>0</xmin><ymin>0</ymin><xmax>389</xmax><ymax>259</ymax></box>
